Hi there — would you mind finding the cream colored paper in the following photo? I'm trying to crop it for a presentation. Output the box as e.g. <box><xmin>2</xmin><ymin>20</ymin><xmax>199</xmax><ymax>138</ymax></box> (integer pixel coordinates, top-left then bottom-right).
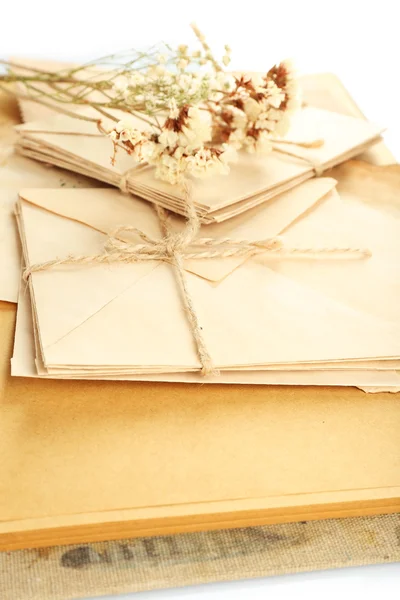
<box><xmin>0</xmin><ymin>149</ymin><xmax>100</xmax><ymax>302</ymax></box>
<box><xmin>17</xmin><ymin>195</ymin><xmax>400</xmax><ymax>376</ymax></box>
<box><xmin>12</xmin><ymin>283</ymin><xmax>400</xmax><ymax>390</ymax></box>
<box><xmin>18</xmin><ymin>177</ymin><xmax>337</xmax><ymax>283</ymax></box>
<box><xmin>16</xmin><ymin>105</ymin><xmax>384</xmax><ymax>222</ymax></box>
<box><xmin>300</xmin><ymin>72</ymin><xmax>395</xmax><ymax>165</ymax></box>
<box><xmin>14</xmin><ymin>66</ymin><xmax>396</xmax><ymax>166</ymax></box>
<box><xmin>0</xmin><ymin>191</ymin><xmax>20</xmax><ymax>302</ymax></box>
<box><xmin>265</xmin><ymin>182</ymin><xmax>400</xmax><ymax>324</ymax></box>
<box><xmin>1</xmin><ymin>74</ymin><xmax>400</xmax><ymax>553</ymax></box>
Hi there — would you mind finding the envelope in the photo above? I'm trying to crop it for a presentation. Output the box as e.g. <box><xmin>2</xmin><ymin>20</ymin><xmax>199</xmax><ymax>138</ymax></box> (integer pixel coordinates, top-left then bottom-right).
<box><xmin>0</xmin><ymin>191</ymin><xmax>20</xmax><ymax>303</ymax></box>
<box><xmin>0</xmin><ymin>152</ymin><xmax>101</xmax><ymax>302</ymax></box>
<box><xmin>300</xmin><ymin>72</ymin><xmax>395</xmax><ymax>166</ymax></box>
<box><xmin>12</xmin><ymin>281</ymin><xmax>400</xmax><ymax>391</ymax></box>
<box><xmin>16</xmin><ymin>190</ymin><xmax>400</xmax><ymax>377</ymax></box>
<box><xmin>13</xmin><ymin>65</ymin><xmax>396</xmax><ymax>166</ymax></box>
<box><xmin>0</xmin><ymin>95</ymin><xmax>103</xmax><ymax>304</ymax></box>
<box><xmin>17</xmin><ymin>177</ymin><xmax>337</xmax><ymax>283</ymax></box>
<box><xmin>16</xmin><ymin>105</ymin><xmax>384</xmax><ymax>222</ymax></box>
<box><xmin>263</xmin><ymin>169</ymin><xmax>400</xmax><ymax>325</ymax></box>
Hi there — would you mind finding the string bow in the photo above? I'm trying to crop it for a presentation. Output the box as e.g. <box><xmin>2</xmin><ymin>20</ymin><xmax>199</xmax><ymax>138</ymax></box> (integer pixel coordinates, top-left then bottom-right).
<box><xmin>23</xmin><ymin>182</ymin><xmax>370</xmax><ymax>377</ymax></box>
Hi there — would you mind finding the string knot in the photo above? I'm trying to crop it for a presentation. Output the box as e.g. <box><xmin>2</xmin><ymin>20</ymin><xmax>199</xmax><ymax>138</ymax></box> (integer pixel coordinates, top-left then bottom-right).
<box><xmin>165</xmin><ymin>235</ymin><xmax>184</xmax><ymax>257</ymax></box>
<box><xmin>23</xmin><ymin>179</ymin><xmax>371</xmax><ymax>378</ymax></box>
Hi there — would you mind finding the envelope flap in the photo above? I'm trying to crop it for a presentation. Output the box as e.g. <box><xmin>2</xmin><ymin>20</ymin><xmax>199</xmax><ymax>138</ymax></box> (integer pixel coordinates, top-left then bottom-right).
<box><xmin>177</xmin><ymin>177</ymin><xmax>338</xmax><ymax>281</ymax></box>
<box><xmin>267</xmin><ymin>167</ymin><xmax>400</xmax><ymax>323</ymax></box>
<box><xmin>19</xmin><ymin>187</ymin><xmax>163</xmax><ymax>240</ymax></box>
<box><xmin>19</xmin><ymin>179</ymin><xmax>338</xmax><ymax>284</ymax></box>
<box><xmin>131</xmin><ymin>106</ymin><xmax>384</xmax><ymax>210</ymax></box>
<box><xmin>275</xmin><ymin>106</ymin><xmax>384</xmax><ymax>164</ymax></box>
<box><xmin>18</xmin><ymin>198</ymin><xmax>159</xmax><ymax>349</ymax></box>
<box><xmin>16</xmin><ymin>107</ymin><xmax>148</xmax><ymax>175</ymax></box>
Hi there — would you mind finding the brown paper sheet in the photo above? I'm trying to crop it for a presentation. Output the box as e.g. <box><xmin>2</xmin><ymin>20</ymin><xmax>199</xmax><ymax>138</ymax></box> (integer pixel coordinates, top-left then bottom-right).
<box><xmin>0</xmin><ymin>75</ymin><xmax>399</xmax><ymax>552</ymax></box>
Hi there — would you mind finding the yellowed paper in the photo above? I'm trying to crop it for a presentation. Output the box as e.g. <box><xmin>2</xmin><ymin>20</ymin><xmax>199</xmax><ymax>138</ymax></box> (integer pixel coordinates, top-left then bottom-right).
<box><xmin>16</xmin><ymin>105</ymin><xmax>384</xmax><ymax>222</ymax></box>
<box><xmin>0</xmin><ymin>74</ymin><xmax>399</xmax><ymax>553</ymax></box>
<box><xmin>19</xmin><ymin>178</ymin><xmax>337</xmax><ymax>283</ymax></box>
<box><xmin>17</xmin><ymin>193</ymin><xmax>400</xmax><ymax>376</ymax></box>
<box><xmin>0</xmin><ymin>150</ymin><xmax>99</xmax><ymax>302</ymax></box>
<box><xmin>12</xmin><ymin>284</ymin><xmax>400</xmax><ymax>390</ymax></box>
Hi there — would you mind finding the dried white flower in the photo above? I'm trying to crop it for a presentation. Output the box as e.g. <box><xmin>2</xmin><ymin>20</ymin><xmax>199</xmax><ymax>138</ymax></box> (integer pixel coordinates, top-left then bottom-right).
<box><xmin>251</xmin><ymin>73</ymin><xmax>265</xmax><ymax>88</ymax></box>
<box><xmin>274</xmin><ymin>113</ymin><xmax>291</xmax><ymax>137</ymax></box>
<box><xmin>154</xmin><ymin>152</ymin><xmax>186</xmax><ymax>185</ymax></box>
<box><xmin>103</xmin><ymin>41</ymin><xmax>300</xmax><ymax>184</ymax></box>
<box><xmin>178</xmin><ymin>58</ymin><xmax>189</xmax><ymax>70</ymax></box>
<box><xmin>228</xmin><ymin>127</ymin><xmax>246</xmax><ymax>148</ymax></box>
<box><xmin>243</xmin><ymin>131</ymin><xmax>272</xmax><ymax>154</ymax></box>
<box><xmin>230</xmin><ymin>107</ymin><xmax>247</xmax><ymax>129</ymax></box>
<box><xmin>266</xmin><ymin>81</ymin><xmax>285</xmax><ymax>108</ymax></box>
<box><xmin>158</xmin><ymin>129</ymin><xmax>179</xmax><ymax>148</ymax></box>
<box><xmin>128</xmin><ymin>72</ymin><xmax>145</xmax><ymax>86</ymax></box>
<box><xmin>168</xmin><ymin>98</ymin><xmax>180</xmax><ymax>119</ymax></box>
<box><xmin>243</xmin><ymin>97</ymin><xmax>262</xmax><ymax>121</ymax></box>
<box><xmin>114</xmin><ymin>120</ymin><xmax>139</xmax><ymax>141</ymax></box>
<box><xmin>113</xmin><ymin>78</ymin><xmax>129</xmax><ymax>94</ymax></box>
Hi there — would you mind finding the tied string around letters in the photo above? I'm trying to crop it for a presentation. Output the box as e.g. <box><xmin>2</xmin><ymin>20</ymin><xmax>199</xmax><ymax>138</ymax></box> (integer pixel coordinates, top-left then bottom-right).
<box><xmin>118</xmin><ymin>138</ymin><xmax>326</xmax><ymax>196</ymax></box>
<box><xmin>23</xmin><ymin>181</ymin><xmax>371</xmax><ymax>377</ymax></box>
<box><xmin>20</xmin><ymin>125</ymin><xmax>326</xmax><ymax>187</ymax></box>
<box><xmin>271</xmin><ymin>138</ymin><xmax>325</xmax><ymax>176</ymax></box>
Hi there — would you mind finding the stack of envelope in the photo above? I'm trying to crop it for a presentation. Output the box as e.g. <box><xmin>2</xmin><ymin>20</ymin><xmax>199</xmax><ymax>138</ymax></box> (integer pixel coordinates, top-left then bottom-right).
<box><xmin>1</xmin><ymin>71</ymin><xmax>400</xmax><ymax>553</ymax></box>
<box><xmin>15</xmin><ymin>105</ymin><xmax>383</xmax><ymax>222</ymax></box>
<box><xmin>1</xmin><ymin>68</ymin><xmax>399</xmax><ymax>390</ymax></box>
<box><xmin>12</xmin><ymin>174</ymin><xmax>400</xmax><ymax>388</ymax></box>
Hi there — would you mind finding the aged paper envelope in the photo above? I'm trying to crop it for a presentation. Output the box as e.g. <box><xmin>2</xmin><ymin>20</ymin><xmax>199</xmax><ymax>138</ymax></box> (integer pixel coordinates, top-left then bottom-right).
<box><xmin>17</xmin><ymin>198</ymin><xmax>400</xmax><ymax>374</ymax></box>
<box><xmin>0</xmin><ymin>90</ymin><xmax>101</xmax><ymax>302</ymax></box>
<box><xmin>0</xmin><ymin>76</ymin><xmax>399</xmax><ymax>551</ymax></box>
<box><xmin>0</xmin><ymin>155</ymin><xmax>100</xmax><ymax>303</ymax></box>
<box><xmin>265</xmin><ymin>179</ymin><xmax>400</xmax><ymax>325</ymax></box>
<box><xmin>12</xmin><ymin>284</ymin><xmax>400</xmax><ymax>390</ymax></box>
<box><xmin>16</xmin><ymin>106</ymin><xmax>384</xmax><ymax>221</ymax></box>
<box><xmin>0</xmin><ymin>191</ymin><xmax>20</xmax><ymax>303</ymax></box>
<box><xmin>18</xmin><ymin>178</ymin><xmax>337</xmax><ymax>283</ymax></box>
<box><xmin>300</xmin><ymin>72</ymin><xmax>395</xmax><ymax>165</ymax></box>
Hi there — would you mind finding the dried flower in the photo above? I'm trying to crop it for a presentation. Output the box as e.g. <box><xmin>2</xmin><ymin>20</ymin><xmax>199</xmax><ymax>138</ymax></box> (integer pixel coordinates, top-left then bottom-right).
<box><xmin>4</xmin><ymin>25</ymin><xmax>301</xmax><ymax>185</ymax></box>
<box><xmin>178</xmin><ymin>58</ymin><xmax>189</xmax><ymax>70</ymax></box>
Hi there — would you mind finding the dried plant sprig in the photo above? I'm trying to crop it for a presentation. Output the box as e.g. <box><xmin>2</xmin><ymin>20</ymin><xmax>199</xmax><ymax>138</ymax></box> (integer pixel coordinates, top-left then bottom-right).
<box><xmin>0</xmin><ymin>25</ymin><xmax>301</xmax><ymax>184</ymax></box>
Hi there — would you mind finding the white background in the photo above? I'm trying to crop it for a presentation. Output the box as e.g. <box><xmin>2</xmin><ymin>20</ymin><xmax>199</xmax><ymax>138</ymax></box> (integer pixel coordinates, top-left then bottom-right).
<box><xmin>3</xmin><ymin>0</ymin><xmax>400</xmax><ymax>597</ymax></box>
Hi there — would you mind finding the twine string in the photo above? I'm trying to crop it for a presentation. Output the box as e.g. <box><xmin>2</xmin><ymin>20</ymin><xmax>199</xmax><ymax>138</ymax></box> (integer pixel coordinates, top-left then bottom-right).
<box><xmin>119</xmin><ymin>138</ymin><xmax>327</xmax><ymax>195</ymax></box>
<box><xmin>272</xmin><ymin>142</ymin><xmax>325</xmax><ymax>176</ymax></box>
<box><xmin>23</xmin><ymin>178</ymin><xmax>371</xmax><ymax>377</ymax></box>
